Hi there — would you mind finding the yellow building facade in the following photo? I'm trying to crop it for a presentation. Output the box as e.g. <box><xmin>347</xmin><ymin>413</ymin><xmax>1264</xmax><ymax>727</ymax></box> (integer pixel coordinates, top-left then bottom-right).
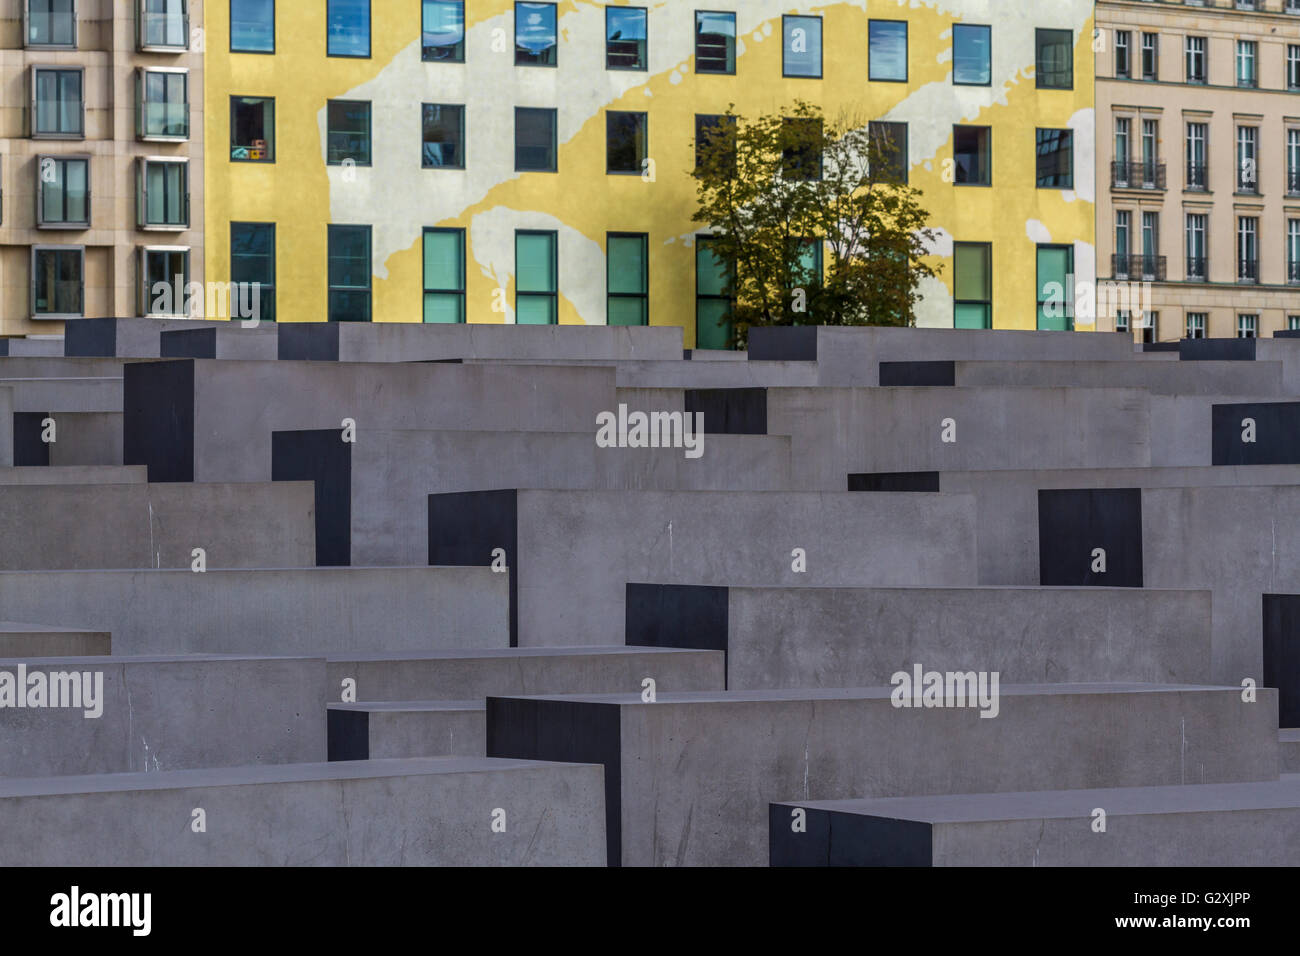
<box><xmin>204</xmin><ymin>0</ymin><xmax>1096</xmax><ymax>344</ymax></box>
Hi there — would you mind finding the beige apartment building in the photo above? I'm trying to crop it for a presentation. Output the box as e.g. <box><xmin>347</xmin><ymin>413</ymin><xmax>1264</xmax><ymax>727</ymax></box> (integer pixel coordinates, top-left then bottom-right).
<box><xmin>0</xmin><ymin>0</ymin><xmax>203</xmax><ymax>335</ymax></box>
<box><xmin>1097</xmin><ymin>0</ymin><xmax>1300</xmax><ymax>341</ymax></box>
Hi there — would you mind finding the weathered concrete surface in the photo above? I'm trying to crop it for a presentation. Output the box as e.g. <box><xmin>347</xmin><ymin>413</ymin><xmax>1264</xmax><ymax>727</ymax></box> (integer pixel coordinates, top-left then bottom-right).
<box><xmin>286</xmin><ymin>428</ymin><xmax>790</xmax><ymax>566</ymax></box>
<box><xmin>1283</xmin><ymin>731</ymin><xmax>1300</xmax><ymax>773</ymax></box>
<box><xmin>770</xmin><ymin>776</ymin><xmax>1300</xmax><ymax>866</ymax></box>
<box><xmin>0</xmin><ymin>758</ymin><xmax>606</xmax><ymax>866</ymax></box>
<box><xmin>1148</xmin><ymin>393</ymin><xmax>1286</xmax><ymax>467</ymax></box>
<box><xmin>949</xmin><ymin>360</ymin><xmax>1283</xmax><ymax>396</ymax></box>
<box><xmin>430</xmin><ymin>489</ymin><xmax>978</xmax><ymax>646</ymax></box>
<box><xmin>45</xmin><ymin>412</ymin><xmax>122</xmax><ymax>466</ymax></box>
<box><xmin>0</xmin><ymin>465</ymin><xmax>145</xmax><ymax>484</ymax></box>
<box><xmin>329</xmin><ymin>701</ymin><xmax>486</xmax><ymax>759</ymax></box>
<box><xmin>0</xmin><ymin>567</ymin><xmax>507</xmax><ymax>655</ymax></box>
<box><xmin>277</xmin><ymin>321</ymin><xmax>683</xmax><ymax>362</ymax></box>
<box><xmin>0</xmin><ymin>338</ymin><xmax>63</xmax><ymax>357</ymax></box>
<box><xmin>747</xmin><ymin>327</ymin><xmax>1135</xmax><ymax>386</ymax></box>
<box><xmin>161</xmin><ymin>326</ymin><xmax>279</xmax><ymax>361</ymax></box>
<box><xmin>0</xmin><ymin>622</ymin><xmax>110</xmax><ymax>657</ymax></box>
<box><xmin>0</xmin><ymin>377</ymin><xmax>121</xmax><ymax>412</ymax></box>
<box><xmin>766</xmin><ymin>387</ymin><xmax>1151</xmax><ymax>489</ymax></box>
<box><xmin>627</xmin><ymin>584</ymin><xmax>1214</xmax><ymax>687</ymax></box>
<box><xmin>0</xmin><ymin>386</ymin><xmax>11</xmax><ymax>467</ymax></box>
<box><xmin>0</xmin><ymin>655</ymin><xmax>326</xmax><ymax>775</ymax></box>
<box><xmin>0</xmin><ymin>356</ymin><xmax>129</xmax><ymax>378</ymax></box>
<box><xmin>466</xmin><ymin>358</ymin><xmax>821</xmax><ymax>389</ymax></box>
<box><xmin>325</xmin><ymin>647</ymin><xmax>725</xmax><ymax>701</ymax></box>
<box><xmin>124</xmin><ymin>359</ymin><xmax>624</xmax><ymax>482</ymax></box>
<box><xmin>0</xmin><ymin>482</ymin><xmax>315</xmax><ymax>569</ymax></box>
<box><xmin>488</xmin><ymin>684</ymin><xmax>1278</xmax><ymax>866</ymax></box>
<box><xmin>63</xmin><ymin>317</ymin><xmax>227</xmax><ymax>358</ymax></box>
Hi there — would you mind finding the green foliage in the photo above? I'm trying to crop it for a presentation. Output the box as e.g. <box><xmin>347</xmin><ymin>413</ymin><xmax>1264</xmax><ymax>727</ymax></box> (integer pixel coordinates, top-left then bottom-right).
<box><xmin>691</xmin><ymin>100</ymin><xmax>941</xmax><ymax>347</ymax></box>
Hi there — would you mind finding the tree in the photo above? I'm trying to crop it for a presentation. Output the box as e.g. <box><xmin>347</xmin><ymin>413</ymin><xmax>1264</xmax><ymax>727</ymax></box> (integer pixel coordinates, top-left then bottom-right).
<box><xmin>691</xmin><ymin>100</ymin><xmax>940</xmax><ymax>347</ymax></box>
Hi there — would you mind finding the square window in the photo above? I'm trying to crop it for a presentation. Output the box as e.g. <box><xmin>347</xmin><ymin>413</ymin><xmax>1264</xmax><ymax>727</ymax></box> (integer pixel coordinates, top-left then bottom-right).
<box><xmin>869</xmin><ymin>121</ymin><xmax>907</xmax><ymax>183</ymax></box>
<box><xmin>608</xmin><ymin>232</ymin><xmax>648</xmax><ymax>326</ymax></box>
<box><xmin>695</xmin><ymin>11</ymin><xmax>735</xmax><ymax>74</ymax></box>
<box><xmin>423</xmin><ymin>0</ymin><xmax>464</xmax><ymax>62</ymax></box>
<box><xmin>695</xmin><ymin>236</ymin><xmax>733</xmax><ymax>349</ymax></box>
<box><xmin>139</xmin><ymin>0</ymin><xmax>189</xmax><ymax>51</ymax></box>
<box><xmin>781</xmin><ymin>117</ymin><xmax>822</xmax><ymax>181</ymax></box>
<box><xmin>1238</xmin><ymin>314</ymin><xmax>1258</xmax><ymax>338</ymax></box>
<box><xmin>869</xmin><ymin>20</ymin><xmax>907</xmax><ymax>81</ymax></box>
<box><xmin>137</xmin><ymin>158</ymin><xmax>188</xmax><ymax>229</ymax></box>
<box><xmin>327</xmin><ymin>100</ymin><xmax>371</xmax><ymax>166</ymax></box>
<box><xmin>231</xmin><ymin>96</ymin><xmax>274</xmax><ymax>162</ymax></box>
<box><xmin>953</xmin><ymin>125</ymin><xmax>990</xmax><ymax>185</ymax></box>
<box><xmin>137</xmin><ymin>69</ymin><xmax>188</xmax><ymax>140</ymax></box>
<box><xmin>1036</xmin><ymin>128</ymin><xmax>1073</xmax><ymax>189</ymax></box>
<box><xmin>516</xmin><ymin>2</ymin><xmax>557</xmax><ymax>66</ymax></box>
<box><xmin>327</xmin><ymin>0</ymin><xmax>369</xmax><ymax>57</ymax></box>
<box><xmin>515</xmin><ymin>107</ymin><xmax>556</xmax><ymax>172</ymax></box>
<box><xmin>953</xmin><ymin>241</ymin><xmax>991</xmax><ymax>328</ymax></box>
<box><xmin>36</xmin><ymin>155</ymin><xmax>89</xmax><ymax>228</ymax></box>
<box><xmin>422</xmin><ymin>104</ymin><xmax>464</xmax><ymax>168</ymax></box>
<box><xmin>231</xmin><ymin>0</ymin><xmax>275</xmax><ymax>53</ymax></box>
<box><xmin>783</xmin><ymin>15</ymin><xmax>822</xmax><ymax>78</ymax></box>
<box><xmin>140</xmin><ymin>246</ymin><xmax>191</xmax><ymax>316</ymax></box>
<box><xmin>607</xmin><ymin>111</ymin><xmax>647</xmax><ymax>174</ymax></box>
<box><xmin>516</xmin><ymin>230</ymin><xmax>557</xmax><ymax>324</ymax></box>
<box><xmin>27</xmin><ymin>0</ymin><xmax>76</xmax><ymax>48</ymax></box>
<box><xmin>607</xmin><ymin>6</ymin><xmax>646</xmax><ymax>70</ymax></box>
<box><xmin>695</xmin><ymin>113</ymin><xmax>736</xmax><ymax>176</ymax></box>
<box><xmin>32</xmin><ymin>67</ymin><xmax>83</xmax><ymax>138</ymax></box>
<box><xmin>1035</xmin><ymin>28</ymin><xmax>1073</xmax><ymax>89</ymax></box>
<box><xmin>231</xmin><ymin>222</ymin><xmax>276</xmax><ymax>321</ymax></box>
<box><xmin>423</xmin><ymin>227</ymin><xmax>465</xmax><ymax>323</ymax></box>
<box><xmin>328</xmin><ymin>224</ymin><xmax>372</xmax><ymax>322</ymax></box>
<box><xmin>1186</xmin><ymin>313</ymin><xmax>1206</xmax><ymax>338</ymax></box>
<box><xmin>31</xmin><ymin>246</ymin><xmax>83</xmax><ymax>317</ymax></box>
<box><xmin>952</xmin><ymin>24</ymin><xmax>990</xmax><ymax>85</ymax></box>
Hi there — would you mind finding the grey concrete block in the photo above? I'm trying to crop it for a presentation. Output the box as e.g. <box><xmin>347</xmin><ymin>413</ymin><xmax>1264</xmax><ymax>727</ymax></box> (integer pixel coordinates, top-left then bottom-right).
<box><xmin>766</xmin><ymin>387</ymin><xmax>1152</xmax><ymax>489</ymax></box>
<box><xmin>770</xmin><ymin>776</ymin><xmax>1300</xmax><ymax>866</ymax></box>
<box><xmin>0</xmin><ymin>482</ymin><xmax>315</xmax><ymax>569</ymax></box>
<box><xmin>0</xmin><ymin>377</ymin><xmax>121</xmax><ymax>413</ymax></box>
<box><xmin>0</xmin><ymin>757</ymin><xmax>606</xmax><ymax>866</ymax></box>
<box><xmin>329</xmin><ymin>701</ymin><xmax>486</xmax><ymax>759</ymax></box>
<box><xmin>0</xmin><ymin>655</ymin><xmax>326</xmax><ymax>775</ymax></box>
<box><xmin>950</xmin><ymin>360</ymin><xmax>1283</xmax><ymax>396</ymax></box>
<box><xmin>63</xmin><ymin>318</ymin><xmax>228</xmax><ymax>358</ymax></box>
<box><xmin>0</xmin><ymin>386</ymin><xmax>11</xmax><ymax>468</ymax></box>
<box><xmin>430</xmin><ymin>489</ymin><xmax>978</xmax><ymax>646</ymax></box>
<box><xmin>0</xmin><ymin>338</ymin><xmax>64</xmax><ymax>357</ymax></box>
<box><xmin>0</xmin><ymin>567</ymin><xmax>507</xmax><ymax>655</ymax></box>
<box><xmin>466</xmin><ymin>358</ymin><xmax>821</xmax><ymax>389</ymax></box>
<box><xmin>1283</xmin><ymin>731</ymin><xmax>1300</xmax><ymax>773</ymax></box>
<box><xmin>46</xmin><ymin>412</ymin><xmax>123</xmax><ymax>466</ymax></box>
<box><xmin>124</xmin><ymin>359</ymin><xmax>624</xmax><ymax>482</ymax></box>
<box><xmin>325</xmin><ymin>646</ymin><xmax>725</xmax><ymax>701</ymax></box>
<box><xmin>0</xmin><ymin>622</ymin><xmax>110</xmax><ymax>657</ymax></box>
<box><xmin>0</xmin><ymin>357</ymin><xmax>129</xmax><ymax>378</ymax></box>
<box><xmin>0</xmin><ymin>466</ymin><xmax>145</xmax><ymax>484</ymax></box>
<box><xmin>278</xmin><ymin>322</ymin><xmax>683</xmax><ymax>363</ymax></box>
<box><xmin>747</xmin><ymin>327</ymin><xmax>1135</xmax><ymax>386</ymax></box>
<box><xmin>627</xmin><ymin>584</ymin><xmax>1213</xmax><ymax>687</ymax></box>
<box><xmin>161</xmin><ymin>326</ymin><xmax>279</xmax><ymax>361</ymax></box>
<box><xmin>488</xmin><ymin>684</ymin><xmax>1278</xmax><ymax>866</ymax></box>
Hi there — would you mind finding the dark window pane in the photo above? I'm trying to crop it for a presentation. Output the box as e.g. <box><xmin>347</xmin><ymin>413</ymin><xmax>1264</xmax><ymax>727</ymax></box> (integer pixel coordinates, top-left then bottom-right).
<box><xmin>1036</xmin><ymin>128</ymin><xmax>1073</xmax><ymax>188</ymax></box>
<box><xmin>781</xmin><ymin>117</ymin><xmax>822</xmax><ymax>181</ymax></box>
<box><xmin>516</xmin><ymin>2</ymin><xmax>557</xmax><ymax>66</ymax></box>
<box><xmin>33</xmin><ymin>247</ymin><xmax>83</xmax><ymax>315</ymax></box>
<box><xmin>328</xmin><ymin>225</ymin><xmax>371</xmax><ymax>321</ymax></box>
<box><xmin>606</xmin><ymin>7</ymin><xmax>646</xmax><ymax>70</ymax></box>
<box><xmin>695</xmin><ymin>11</ymin><xmax>735</xmax><ymax>73</ymax></box>
<box><xmin>1036</xmin><ymin>28</ymin><xmax>1073</xmax><ymax>89</ymax></box>
<box><xmin>231</xmin><ymin>96</ymin><xmax>274</xmax><ymax>161</ymax></box>
<box><xmin>607</xmin><ymin>111</ymin><xmax>647</xmax><ymax>173</ymax></box>
<box><xmin>422</xmin><ymin>104</ymin><xmax>464</xmax><ymax>168</ymax></box>
<box><xmin>953</xmin><ymin>125</ymin><xmax>990</xmax><ymax>185</ymax></box>
<box><xmin>423</xmin><ymin>0</ymin><xmax>464</xmax><ymax>62</ymax></box>
<box><xmin>515</xmin><ymin>107</ymin><xmax>556</xmax><ymax>171</ymax></box>
<box><xmin>327</xmin><ymin>100</ymin><xmax>370</xmax><ymax>165</ymax></box>
<box><xmin>869</xmin><ymin>121</ymin><xmax>907</xmax><ymax>183</ymax></box>
<box><xmin>695</xmin><ymin>114</ymin><xmax>736</xmax><ymax>175</ymax></box>
<box><xmin>29</xmin><ymin>0</ymin><xmax>75</xmax><ymax>45</ymax></box>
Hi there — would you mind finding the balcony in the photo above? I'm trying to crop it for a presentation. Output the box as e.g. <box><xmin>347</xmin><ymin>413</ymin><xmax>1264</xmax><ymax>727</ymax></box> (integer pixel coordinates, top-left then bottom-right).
<box><xmin>1238</xmin><ymin>258</ymin><xmax>1260</xmax><ymax>283</ymax></box>
<box><xmin>1113</xmin><ymin>254</ymin><xmax>1167</xmax><ymax>281</ymax></box>
<box><xmin>1186</xmin><ymin>257</ymin><xmax>1207</xmax><ymax>281</ymax></box>
<box><xmin>1112</xmin><ymin>160</ymin><xmax>1166</xmax><ymax>190</ymax></box>
<box><xmin>1186</xmin><ymin>162</ymin><xmax>1207</xmax><ymax>190</ymax></box>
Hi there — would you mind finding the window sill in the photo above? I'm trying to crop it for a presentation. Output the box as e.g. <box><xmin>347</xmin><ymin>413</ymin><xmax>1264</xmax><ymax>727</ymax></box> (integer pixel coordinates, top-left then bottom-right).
<box><xmin>139</xmin><ymin>223</ymin><xmax>189</xmax><ymax>232</ymax></box>
<box><xmin>35</xmin><ymin>222</ymin><xmax>90</xmax><ymax>231</ymax></box>
<box><xmin>140</xmin><ymin>134</ymin><xmax>190</xmax><ymax>143</ymax></box>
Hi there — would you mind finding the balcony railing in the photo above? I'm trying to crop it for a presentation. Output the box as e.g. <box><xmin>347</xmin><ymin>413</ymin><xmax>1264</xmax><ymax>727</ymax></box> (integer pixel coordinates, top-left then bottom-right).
<box><xmin>1112</xmin><ymin>160</ymin><xmax>1166</xmax><ymax>190</ymax></box>
<box><xmin>1113</xmin><ymin>254</ymin><xmax>1167</xmax><ymax>281</ymax></box>
<box><xmin>1289</xmin><ymin>260</ymin><xmax>1300</xmax><ymax>284</ymax></box>
<box><xmin>1186</xmin><ymin>256</ymin><xmax>1207</xmax><ymax>281</ymax></box>
<box><xmin>1186</xmin><ymin>162</ymin><xmax>1207</xmax><ymax>190</ymax></box>
<box><xmin>1288</xmin><ymin>170</ymin><xmax>1300</xmax><ymax>195</ymax></box>
<box><xmin>1238</xmin><ymin>258</ymin><xmax>1260</xmax><ymax>283</ymax></box>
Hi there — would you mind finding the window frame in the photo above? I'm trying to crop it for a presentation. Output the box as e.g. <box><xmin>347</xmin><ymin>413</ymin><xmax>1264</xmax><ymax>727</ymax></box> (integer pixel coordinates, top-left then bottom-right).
<box><xmin>952</xmin><ymin>241</ymin><xmax>992</xmax><ymax>329</ymax></box>
<box><xmin>35</xmin><ymin>153</ymin><xmax>91</xmax><ymax>229</ymax></box>
<box><xmin>695</xmin><ymin>113</ymin><xmax>737</xmax><ymax>176</ymax></box>
<box><xmin>1036</xmin><ymin>243</ymin><xmax>1075</xmax><ymax>331</ymax></box>
<box><xmin>868</xmin><ymin>19</ymin><xmax>908</xmax><ymax>83</ymax></box>
<box><xmin>421</xmin><ymin>226</ymin><xmax>467</xmax><ymax>324</ymax></box>
<box><xmin>694</xmin><ymin>10</ymin><xmax>736</xmax><ymax>75</ymax></box>
<box><xmin>1185</xmin><ymin>35</ymin><xmax>1206</xmax><ymax>84</ymax></box>
<box><xmin>1186</xmin><ymin>313</ymin><xmax>1206</xmax><ymax>339</ymax></box>
<box><xmin>951</xmin><ymin>23</ymin><xmax>991</xmax><ymax>87</ymax></box>
<box><xmin>30</xmin><ymin>65</ymin><xmax>85</xmax><ymax>140</ymax></box>
<box><xmin>607</xmin><ymin>231</ymin><xmax>649</xmax><ymax>327</ymax></box>
<box><xmin>422</xmin><ymin>0</ymin><xmax>465</xmax><ymax>63</ymax></box>
<box><xmin>30</xmin><ymin>244</ymin><xmax>85</xmax><ymax>319</ymax></box>
<box><xmin>1114</xmin><ymin>30</ymin><xmax>1130</xmax><ymax>79</ymax></box>
<box><xmin>514</xmin><ymin>106</ymin><xmax>557</xmax><ymax>173</ymax></box>
<box><xmin>606</xmin><ymin>5</ymin><xmax>647</xmax><ymax>72</ymax></box>
<box><xmin>1140</xmin><ymin>32</ymin><xmax>1158</xmax><ymax>81</ymax></box>
<box><xmin>138</xmin><ymin>244</ymin><xmax>192</xmax><ymax>318</ymax></box>
<box><xmin>782</xmin><ymin>14</ymin><xmax>823</xmax><ymax>80</ymax></box>
<box><xmin>952</xmin><ymin>124</ymin><xmax>991</xmax><ymax>187</ymax></box>
<box><xmin>230</xmin><ymin>221</ymin><xmax>277</xmax><ymax>322</ymax></box>
<box><xmin>25</xmin><ymin>0</ymin><xmax>78</xmax><ymax>50</ymax></box>
<box><xmin>229</xmin><ymin>95</ymin><xmax>275</xmax><ymax>163</ymax></box>
<box><xmin>230</xmin><ymin>0</ymin><xmax>276</xmax><ymax>54</ymax></box>
<box><xmin>421</xmin><ymin>103</ymin><xmax>466</xmax><ymax>170</ymax></box>
<box><xmin>1035</xmin><ymin>127</ymin><xmax>1073</xmax><ymax>190</ymax></box>
<box><xmin>136</xmin><ymin>66</ymin><xmax>190</xmax><ymax>142</ymax></box>
<box><xmin>136</xmin><ymin>156</ymin><xmax>190</xmax><ymax>231</ymax></box>
<box><xmin>136</xmin><ymin>0</ymin><xmax>190</xmax><ymax>53</ymax></box>
<box><xmin>694</xmin><ymin>233</ymin><xmax>734</xmax><ymax>349</ymax></box>
<box><xmin>514</xmin><ymin>229</ymin><xmax>559</xmax><ymax>325</ymax></box>
<box><xmin>869</xmin><ymin>120</ymin><xmax>908</xmax><ymax>184</ymax></box>
<box><xmin>606</xmin><ymin>110</ymin><xmax>648</xmax><ymax>176</ymax></box>
<box><xmin>1035</xmin><ymin>27</ymin><xmax>1073</xmax><ymax>90</ymax></box>
<box><xmin>515</xmin><ymin>1</ymin><xmax>558</xmax><ymax>68</ymax></box>
<box><xmin>326</xmin><ymin>0</ymin><xmax>371</xmax><ymax>59</ymax></box>
<box><xmin>326</xmin><ymin>99</ymin><xmax>373</xmax><ymax>167</ymax></box>
<box><xmin>327</xmin><ymin>224</ymin><xmax>373</xmax><ymax>322</ymax></box>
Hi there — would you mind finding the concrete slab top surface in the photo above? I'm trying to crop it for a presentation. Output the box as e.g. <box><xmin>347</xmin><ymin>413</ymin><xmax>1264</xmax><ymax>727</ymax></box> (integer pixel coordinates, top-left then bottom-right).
<box><xmin>0</xmin><ymin>622</ymin><xmax>104</xmax><ymax>633</ymax></box>
<box><xmin>326</xmin><ymin>646</ymin><xmax>718</xmax><ymax>663</ymax></box>
<box><xmin>493</xmin><ymin>683</ymin><xmax>1239</xmax><ymax>705</ymax></box>
<box><xmin>1281</xmin><ymin>730</ymin><xmax>1300</xmax><ymax>744</ymax></box>
<box><xmin>0</xmin><ymin>654</ymin><xmax>322</xmax><ymax>665</ymax></box>
<box><xmin>0</xmin><ymin>757</ymin><xmax>600</xmax><ymax>797</ymax></box>
<box><xmin>775</xmin><ymin>775</ymin><xmax>1300</xmax><ymax>822</ymax></box>
<box><xmin>330</xmin><ymin>700</ymin><xmax>487</xmax><ymax>712</ymax></box>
